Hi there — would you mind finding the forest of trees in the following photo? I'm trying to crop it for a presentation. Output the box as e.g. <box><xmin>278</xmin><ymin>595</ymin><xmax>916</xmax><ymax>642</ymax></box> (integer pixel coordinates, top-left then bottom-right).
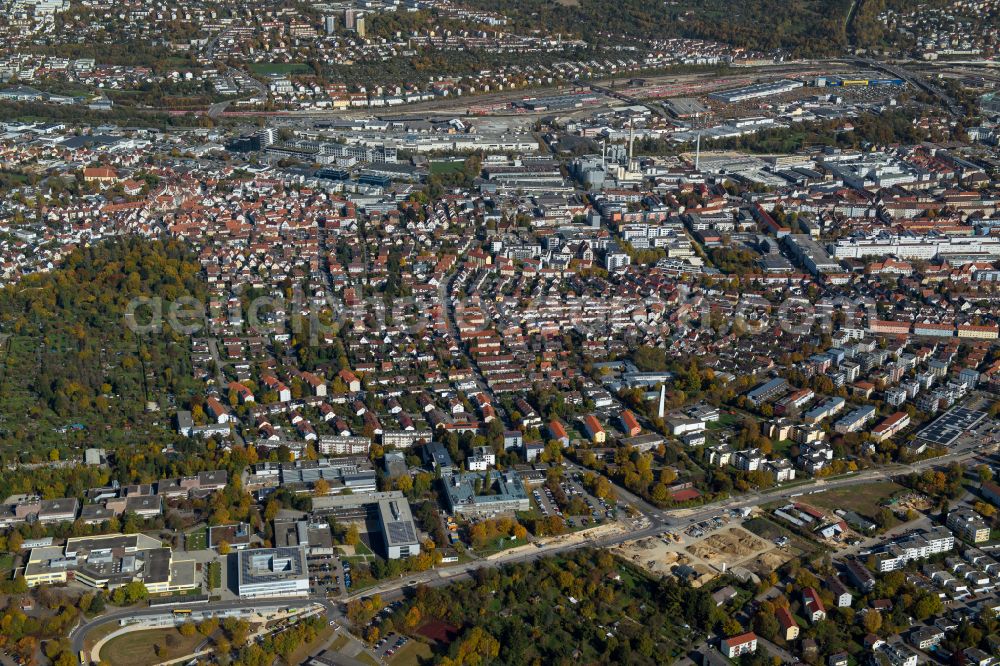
<box><xmin>466</xmin><ymin>0</ymin><xmax>855</xmax><ymax>56</ymax></box>
<box><xmin>360</xmin><ymin>549</ymin><xmax>713</xmax><ymax>665</ymax></box>
<box><xmin>0</xmin><ymin>100</ymin><xmax>212</xmax><ymax>130</ymax></box>
<box><xmin>321</xmin><ymin>45</ymin><xmax>598</xmax><ymax>90</ymax></box>
<box><xmin>0</xmin><ymin>238</ymin><xmax>206</xmax><ymax>461</ymax></box>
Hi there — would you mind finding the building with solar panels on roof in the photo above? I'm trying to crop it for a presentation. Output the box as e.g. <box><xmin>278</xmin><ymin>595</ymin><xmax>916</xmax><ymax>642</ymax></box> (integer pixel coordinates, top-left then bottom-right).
<box><xmin>377</xmin><ymin>497</ymin><xmax>421</xmax><ymax>559</ymax></box>
<box><xmin>237</xmin><ymin>547</ymin><xmax>309</xmax><ymax>599</ymax></box>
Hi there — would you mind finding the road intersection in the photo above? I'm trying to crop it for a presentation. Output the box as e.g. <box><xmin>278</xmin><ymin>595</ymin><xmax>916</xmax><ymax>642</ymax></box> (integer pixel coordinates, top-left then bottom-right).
<box><xmin>69</xmin><ymin>435</ymin><xmax>988</xmax><ymax>660</ymax></box>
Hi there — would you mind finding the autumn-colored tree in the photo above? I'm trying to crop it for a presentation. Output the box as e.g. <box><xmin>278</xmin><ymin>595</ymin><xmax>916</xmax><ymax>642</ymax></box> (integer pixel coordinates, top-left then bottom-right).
<box><xmin>395</xmin><ymin>474</ymin><xmax>413</xmax><ymax>493</ymax></box>
<box><xmin>722</xmin><ymin>618</ymin><xmax>744</xmax><ymax>637</ymax></box>
<box><xmin>440</xmin><ymin>627</ymin><xmax>500</xmax><ymax>666</ymax></box>
<box><xmin>404</xmin><ymin>606</ymin><xmax>422</xmax><ymax>630</ymax></box>
<box><xmin>198</xmin><ymin>617</ymin><xmax>219</xmax><ymax>636</ymax></box>
<box><xmin>862</xmin><ymin>609</ymin><xmax>882</xmax><ymax>634</ymax></box>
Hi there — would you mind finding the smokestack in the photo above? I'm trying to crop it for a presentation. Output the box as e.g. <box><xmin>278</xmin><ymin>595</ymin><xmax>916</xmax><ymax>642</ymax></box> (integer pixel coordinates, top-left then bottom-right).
<box><xmin>658</xmin><ymin>384</ymin><xmax>666</xmax><ymax>419</ymax></box>
<box><xmin>628</xmin><ymin>120</ymin><xmax>635</xmax><ymax>168</ymax></box>
<box><xmin>694</xmin><ymin>112</ymin><xmax>701</xmax><ymax>171</ymax></box>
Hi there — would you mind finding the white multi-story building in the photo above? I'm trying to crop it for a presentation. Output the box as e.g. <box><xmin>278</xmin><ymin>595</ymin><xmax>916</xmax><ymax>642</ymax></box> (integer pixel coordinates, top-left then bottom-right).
<box><xmin>830</xmin><ymin>234</ymin><xmax>1000</xmax><ymax>261</ymax></box>
<box><xmin>874</xmin><ymin>527</ymin><xmax>955</xmax><ymax>572</ymax></box>
<box><xmin>237</xmin><ymin>547</ymin><xmax>310</xmax><ymax>598</ymax></box>
<box><xmin>467</xmin><ymin>446</ymin><xmax>496</xmax><ymax>471</ymax></box>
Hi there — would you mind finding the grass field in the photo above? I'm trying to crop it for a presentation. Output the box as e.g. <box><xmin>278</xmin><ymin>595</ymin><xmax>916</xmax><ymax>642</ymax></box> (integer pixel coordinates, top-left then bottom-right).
<box><xmin>475</xmin><ymin>535</ymin><xmax>527</xmax><ymax>557</ymax></box>
<box><xmin>101</xmin><ymin>628</ymin><xmax>204</xmax><ymax>666</ymax></box>
<box><xmin>806</xmin><ymin>481</ymin><xmax>904</xmax><ymax>518</ymax></box>
<box><xmin>356</xmin><ymin>652</ymin><xmax>381</xmax><ymax>666</ymax></box>
<box><xmin>389</xmin><ymin>639</ymin><xmax>434</xmax><ymax>665</ymax></box>
<box><xmin>250</xmin><ymin>62</ymin><xmax>311</xmax><ymax>76</ymax></box>
<box><xmin>0</xmin><ymin>552</ymin><xmax>13</xmax><ymax>575</ymax></box>
<box><xmin>207</xmin><ymin>561</ymin><xmax>221</xmax><ymax>589</ymax></box>
<box><xmin>283</xmin><ymin>623</ymin><xmax>335</xmax><ymax>665</ymax></box>
<box><xmin>84</xmin><ymin>622</ymin><xmax>121</xmax><ymax>652</ymax></box>
<box><xmin>707</xmin><ymin>411</ymin><xmax>741</xmax><ymax>430</ymax></box>
<box><xmin>185</xmin><ymin>528</ymin><xmax>207</xmax><ymax>550</ymax></box>
<box><xmin>429</xmin><ymin>160</ymin><xmax>465</xmax><ymax>175</ymax></box>
<box><xmin>771</xmin><ymin>439</ymin><xmax>796</xmax><ymax>456</ymax></box>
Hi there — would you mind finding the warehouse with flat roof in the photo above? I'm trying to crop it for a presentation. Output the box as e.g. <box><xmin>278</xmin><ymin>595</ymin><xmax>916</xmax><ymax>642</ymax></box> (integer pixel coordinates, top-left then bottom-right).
<box><xmin>709</xmin><ymin>79</ymin><xmax>804</xmax><ymax>103</ymax></box>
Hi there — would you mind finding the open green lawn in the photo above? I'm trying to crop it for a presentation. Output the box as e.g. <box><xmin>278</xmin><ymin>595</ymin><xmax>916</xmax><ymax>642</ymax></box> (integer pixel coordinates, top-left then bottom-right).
<box><xmin>475</xmin><ymin>536</ymin><xmax>527</xmax><ymax>557</ymax></box>
<box><xmin>328</xmin><ymin>634</ymin><xmax>350</xmax><ymax>652</ymax></box>
<box><xmin>283</xmin><ymin>623</ymin><xmax>335</xmax><ymax>665</ymax></box>
<box><xmin>356</xmin><ymin>652</ymin><xmax>381</xmax><ymax>666</ymax></box>
<box><xmin>100</xmin><ymin>628</ymin><xmax>204</xmax><ymax>666</ymax></box>
<box><xmin>707</xmin><ymin>411</ymin><xmax>741</xmax><ymax>430</ymax></box>
<box><xmin>771</xmin><ymin>439</ymin><xmax>796</xmax><ymax>456</ymax></box>
<box><xmin>389</xmin><ymin>639</ymin><xmax>434</xmax><ymax>665</ymax></box>
<box><xmin>806</xmin><ymin>481</ymin><xmax>904</xmax><ymax>518</ymax></box>
<box><xmin>0</xmin><ymin>552</ymin><xmax>13</xmax><ymax>575</ymax></box>
<box><xmin>207</xmin><ymin>561</ymin><xmax>221</xmax><ymax>589</ymax></box>
<box><xmin>185</xmin><ymin>528</ymin><xmax>207</xmax><ymax>551</ymax></box>
<box><xmin>250</xmin><ymin>62</ymin><xmax>311</xmax><ymax>76</ymax></box>
<box><xmin>84</xmin><ymin>622</ymin><xmax>120</xmax><ymax>652</ymax></box>
<box><xmin>429</xmin><ymin>160</ymin><xmax>465</xmax><ymax>175</ymax></box>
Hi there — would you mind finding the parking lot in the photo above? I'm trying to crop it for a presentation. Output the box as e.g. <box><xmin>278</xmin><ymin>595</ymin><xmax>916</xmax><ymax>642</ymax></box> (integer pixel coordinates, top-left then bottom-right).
<box><xmin>532</xmin><ymin>485</ymin><xmax>564</xmax><ymax>521</ymax></box>
<box><xmin>307</xmin><ymin>553</ymin><xmax>344</xmax><ymax>597</ymax></box>
<box><xmin>373</xmin><ymin>631</ymin><xmax>411</xmax><ymax>661</ymax></box>
<box><xmin>529</xmin><ymin>471</ymin><xmax>618</xmax><ymax>530</ymax></box>
<box><xmin>564</xmin><ymin>473</ymin><xmax>616</xmax><ymax>526</ymax></box>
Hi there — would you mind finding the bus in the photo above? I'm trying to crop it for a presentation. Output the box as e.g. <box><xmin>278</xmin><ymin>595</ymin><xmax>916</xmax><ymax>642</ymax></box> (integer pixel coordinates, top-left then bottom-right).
<box><xmin>172</xmin><ymin>609</ymin><xmax>193</xmax><ymax>616</ymax></box>
<box><xmin>79</xmin><ymin>650</ymin><xmax>88</xmax><ymax>665</ymax></box>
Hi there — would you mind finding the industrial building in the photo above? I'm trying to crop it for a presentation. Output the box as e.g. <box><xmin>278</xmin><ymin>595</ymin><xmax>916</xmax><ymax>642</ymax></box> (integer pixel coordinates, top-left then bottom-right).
<box><xmin>708</xmin><ymin>79</ymin><xmax>804</xmax><ymax>103</ymax></box>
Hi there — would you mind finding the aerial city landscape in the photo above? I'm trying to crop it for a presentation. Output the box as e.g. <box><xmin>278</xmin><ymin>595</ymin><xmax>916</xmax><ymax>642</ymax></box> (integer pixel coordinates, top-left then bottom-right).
<box><xmin>2</xmin><ymin>0</ymin><xmax>1000</xmax><ymax>665</ymax></box>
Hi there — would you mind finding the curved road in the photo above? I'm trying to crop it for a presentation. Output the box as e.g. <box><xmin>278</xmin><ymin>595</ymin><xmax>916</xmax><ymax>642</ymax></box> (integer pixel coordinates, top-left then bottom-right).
<box><xmin>70</xmin><ymin>441</ymin><xmax>983</xmax><ymax>655</ymax></box>
<box><xmin>70</xmin><ymin>598</ymin><xmax>340</xmax><ymax>656</ymax></box>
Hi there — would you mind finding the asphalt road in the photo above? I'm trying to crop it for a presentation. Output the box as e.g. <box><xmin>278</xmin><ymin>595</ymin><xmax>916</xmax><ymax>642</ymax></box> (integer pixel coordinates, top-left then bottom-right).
<box><xmin>69</xmin><ymin>440</ymin><xmax>985</xmax><ymax>655</ymax></box>
<box><xmin>70</xmin><ymin>598</ymin><xmax>339</xmax><ymax>655</ymax></box>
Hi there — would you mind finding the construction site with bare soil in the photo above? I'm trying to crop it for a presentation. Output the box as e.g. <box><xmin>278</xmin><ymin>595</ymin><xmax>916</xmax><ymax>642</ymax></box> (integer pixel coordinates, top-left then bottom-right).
<box><xmin>613</xmin><ymin>523</ymin><xmax>795</xmax><ymax>587</ymax></box>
